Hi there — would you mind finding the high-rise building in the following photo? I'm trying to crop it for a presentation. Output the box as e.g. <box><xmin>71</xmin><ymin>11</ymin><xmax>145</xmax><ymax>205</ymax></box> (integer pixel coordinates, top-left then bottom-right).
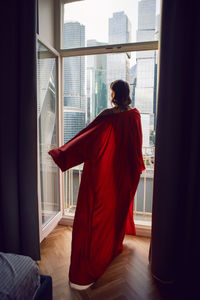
<box><xmin>63</xmin><ymin>22</ymin><xmax>85</xmax><ymax>49</ymax></box>
<box><xmin>87</xmin><ymin>40</ymin><xmax>107</xmax><ymax>123</ymax></box>
<box><xmin>109</xmin><ymin>11</ymin><xmax>131</xmax><ymax>44</ymax></box>
<box><xmin>63</xmin><ymin>22</ymin><xmax>86</xmax><ymax>142</ymax></box>
<box><xmin>137</xmin><ymin>0</ymin><xmax>156</xmax><ymax>42</ymax></box>
<box><xmin>134</xmin><ymin>0</ymin><xmax>158</xmax><ymax>147</ymax></box>
<box><xmin>107</xmin><ymin>12</ymin><xmax>131</xmax><ymax>107</ymax></box>
<box><xmin>63</xmin><ymin>110</ymin><xmax>85</xmax><ymax>144</ymax></box>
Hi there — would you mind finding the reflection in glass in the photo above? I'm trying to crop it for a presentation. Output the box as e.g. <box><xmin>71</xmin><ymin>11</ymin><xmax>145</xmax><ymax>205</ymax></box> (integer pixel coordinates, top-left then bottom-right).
<box><xmin>37</xmin><ymin>42</ymin><xmax>60</xmax><ymax>227</ymax></box>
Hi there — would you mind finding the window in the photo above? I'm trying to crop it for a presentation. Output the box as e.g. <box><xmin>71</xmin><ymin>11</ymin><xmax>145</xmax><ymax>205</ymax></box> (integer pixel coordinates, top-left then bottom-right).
<box><xmin>59</xmin><ymin>0</ymin><xmax>161</xmax><ymax>227</ymax></box>
<box><xmin>63</xmin><ymin>50</ymin><xmax>157</xmax><ymax>224</ymax></box>
<box><xmin>63</xmin><ymin>50</ymin><xmax>158</xmax><ymax>143</ymax></box>
<box><xmin>37</xmin><ymin>42</ymin><xmax>60</xmax><ymax>227</ymax></box>
<box><xmin>62</xmin><ymin>0</ymin><xmax>160</xmax><ymax>49</ymax></box>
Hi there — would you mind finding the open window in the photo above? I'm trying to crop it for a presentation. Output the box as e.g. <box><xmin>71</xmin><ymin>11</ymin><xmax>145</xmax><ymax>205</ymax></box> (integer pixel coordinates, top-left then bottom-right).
<box><xmin>37</xmin><ymin>0</ymin><xmax>161</xmax><ymax>237</ymax></box>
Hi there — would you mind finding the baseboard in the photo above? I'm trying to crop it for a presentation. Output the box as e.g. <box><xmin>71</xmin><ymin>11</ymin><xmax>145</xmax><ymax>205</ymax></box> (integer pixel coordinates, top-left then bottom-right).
<box><xmin>135</xmin><ymin>223</ymin><xmax>151</xmax><ymax>237</ymax></box>
<box><xmin>59</xmin><ymin>216</ymin><xmax>74</xmax><ymax>227</ymax></box>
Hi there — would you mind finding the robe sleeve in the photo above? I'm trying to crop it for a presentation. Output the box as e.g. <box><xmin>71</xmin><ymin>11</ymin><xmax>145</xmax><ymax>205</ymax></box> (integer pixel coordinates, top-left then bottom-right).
<box><xmin>48</xmin><ymin>118</ymin><xmax>111</xmax><ymax>172</ymax></box>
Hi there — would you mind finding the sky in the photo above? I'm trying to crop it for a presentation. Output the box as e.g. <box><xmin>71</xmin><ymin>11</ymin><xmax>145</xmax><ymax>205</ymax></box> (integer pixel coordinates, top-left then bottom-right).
<box><xmin>64</xmin><ymin>0</ymin><xmax>161</xmax><ymax>43</ymax></box>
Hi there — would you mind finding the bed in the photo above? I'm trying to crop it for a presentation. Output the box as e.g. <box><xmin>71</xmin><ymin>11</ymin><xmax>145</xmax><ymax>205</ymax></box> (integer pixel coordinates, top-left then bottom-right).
<box><xmin>0</xmin><ymin>252</ymin><xmax>52</xmax><ymax>300</ymax></box>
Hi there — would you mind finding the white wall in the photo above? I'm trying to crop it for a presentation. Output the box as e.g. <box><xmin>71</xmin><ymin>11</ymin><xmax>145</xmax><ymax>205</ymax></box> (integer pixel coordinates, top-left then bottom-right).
<box><xmin>38</xmin><ymin>0</ymin><xmax>55</xmax><ymax>47</ymax></box>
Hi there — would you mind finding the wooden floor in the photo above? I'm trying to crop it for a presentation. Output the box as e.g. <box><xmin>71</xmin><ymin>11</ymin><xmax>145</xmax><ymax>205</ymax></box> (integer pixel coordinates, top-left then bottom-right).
<box><xmin>38</xmin><ymin>225</ymin><xmax>180</xmax><ymax>300</ymax></box>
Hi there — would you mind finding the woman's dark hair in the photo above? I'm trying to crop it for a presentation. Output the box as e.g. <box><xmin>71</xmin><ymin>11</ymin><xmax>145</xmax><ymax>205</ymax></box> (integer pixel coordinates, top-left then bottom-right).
<box><xmin>110</xmin><ymin>80</ymin><xmax>132</xmax><ymax>108</ymax></box>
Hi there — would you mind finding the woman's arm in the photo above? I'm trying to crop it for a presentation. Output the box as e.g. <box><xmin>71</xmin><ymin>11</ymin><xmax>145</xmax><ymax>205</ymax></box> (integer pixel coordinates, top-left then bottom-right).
<box><xmin>49</xmin><ymin>116</ymin><xmax>112</xmax><ymax>172</ymax></box>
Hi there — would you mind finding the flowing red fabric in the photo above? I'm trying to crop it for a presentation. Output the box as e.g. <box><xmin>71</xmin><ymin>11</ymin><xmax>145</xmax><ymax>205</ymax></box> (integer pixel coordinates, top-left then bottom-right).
<box><xmin>49</xmin><ymin>108</ymin><xmax>145</xmax><ymax>285</ymax></box>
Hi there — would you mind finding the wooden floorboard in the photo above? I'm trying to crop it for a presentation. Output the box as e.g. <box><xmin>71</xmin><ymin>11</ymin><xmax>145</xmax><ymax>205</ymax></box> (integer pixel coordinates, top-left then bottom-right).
<box><xmin>37</xmin><ymin>225</ymin><xmax>181</xmax><ymax>300</ymax></box>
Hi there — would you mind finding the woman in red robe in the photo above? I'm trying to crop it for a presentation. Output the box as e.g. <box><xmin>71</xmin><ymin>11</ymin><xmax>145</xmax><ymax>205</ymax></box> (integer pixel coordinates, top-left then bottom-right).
<box><xmin>49</xmin><ymin>80</ymin><xmax>145</xmax><ymax>290</ymax></box>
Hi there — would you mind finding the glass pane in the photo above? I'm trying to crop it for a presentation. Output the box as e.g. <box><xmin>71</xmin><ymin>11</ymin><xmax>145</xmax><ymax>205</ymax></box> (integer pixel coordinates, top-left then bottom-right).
<box><xmin>63</xmin><ymin>49</ymin><xmax>157</xmax><ymax>224</ymax></box>
<box><xmin>63</xmin><ymin>0</ymin><xmax>160</xmax><ymax>49</ymax></box>
<box><xmin>37</xmin><ymin>42</ymin><xmax>60</xmax><ymax>227</ymax></box>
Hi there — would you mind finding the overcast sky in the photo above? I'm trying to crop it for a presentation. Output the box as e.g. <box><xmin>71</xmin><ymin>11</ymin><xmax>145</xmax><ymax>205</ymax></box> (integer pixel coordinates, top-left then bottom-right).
<box><xmin>64</xmin><ymin>0</ymin><xmax>161</xmax><ymax>43</ymax></box>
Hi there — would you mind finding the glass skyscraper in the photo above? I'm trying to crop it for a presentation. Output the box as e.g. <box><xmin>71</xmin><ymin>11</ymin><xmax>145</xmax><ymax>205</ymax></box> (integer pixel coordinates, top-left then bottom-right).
<box><xmin>107</xmin><ymin>11</ymin><xmax>131</xmax><ymax>107</ymax></box>
<box><xmin>63</xmin><ymin>22</ymin><xmax>86</xmax><ymax>142</ymax></box>
<box><xmin>63</xmin><ymin>110</ymin><xmax>85</xmax><ymax>144</ymax></box>
<box><xmin>109</xmin><ymin>11</ymin><xmax>131</xmax><ymax>44</ymax></box>
<box><xmin>133</xmin><ymin>0</ymin><xmax>158</xmax><ymax>147</ymax></box>
<box><xmin>87</xmin><ymin>40</ymin><xmax>107</xmax><ymax>123</ymax></box>
<box><xmin>137</xmin><ymin>0</ymin><xmax>156</xmax><ymax>41</ymax></box>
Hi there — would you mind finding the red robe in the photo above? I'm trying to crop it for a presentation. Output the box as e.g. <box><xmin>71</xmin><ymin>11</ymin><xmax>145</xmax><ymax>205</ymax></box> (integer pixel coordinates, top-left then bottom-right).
<box><xmin>49</xmin><ymin>108</ymin><xmax>145</xmax><ymax>285</ymax></box>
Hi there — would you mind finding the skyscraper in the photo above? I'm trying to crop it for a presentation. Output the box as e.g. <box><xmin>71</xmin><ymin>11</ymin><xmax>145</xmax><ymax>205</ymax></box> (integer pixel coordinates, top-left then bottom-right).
<box><xmin>63</xmin><ymin>22</ymin><xmax>85</xmax><ymax>49</ymax></box>
<box><xmin>134</xmin><ymin>0</ymin><xmax>157</xmax><ymax>147</ymax></box>
<box><xmin>137</xmin><ymin>0</ymin><xmax>156</xmax><ymax>42</ymax></box>
<box><xmin>63</xmin><ymin>109</ymin><xmax>85</xmax><ymax>144</ymax></box>
<box><xmin>107</xmin><ymin>12</ymin><xmax>131</xmax><ymax>107</ymax></box>
<box><xmin>63</xmin><ymin>22</ymin><xmax>86</xmax><ymax>142</ymax></box>
<box><xmin>87</xmin><ymin>40</ymin><xmax>107</xmax><ymax>123</ymax></box>
<box><xmin>109</xmin><ymin>11</ymin><xmax>131</xmax><ymax>44</ymax></box>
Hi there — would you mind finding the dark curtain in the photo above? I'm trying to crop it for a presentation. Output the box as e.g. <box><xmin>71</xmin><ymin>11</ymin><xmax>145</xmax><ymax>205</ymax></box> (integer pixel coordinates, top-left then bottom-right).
<box><xmin>0</xmin><ymin>0</ymin><xmax>40</xmax><ymax>260</ymax></box>
<box><xmin>150</xmin><ymin>0</ymin><xmax>200</xmax><ymax>290</ymax></box>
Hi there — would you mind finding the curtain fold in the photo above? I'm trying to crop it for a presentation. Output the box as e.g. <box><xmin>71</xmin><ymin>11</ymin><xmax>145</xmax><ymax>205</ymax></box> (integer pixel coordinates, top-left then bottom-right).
<box><xmin>0</xmin><ymin>0</ymin><xmax>40</xmax><ymax>260</ymax></box>
<box><xmin>150</xmin><ymin>0</ymin><xmax>200</xmax><ymax>287</ymax></box>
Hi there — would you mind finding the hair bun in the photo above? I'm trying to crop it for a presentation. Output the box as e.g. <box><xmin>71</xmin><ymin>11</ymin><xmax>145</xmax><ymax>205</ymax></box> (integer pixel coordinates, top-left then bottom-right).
<box><xmin>110</xmin><ymin>80</ymin><xmax>132</xmax><ymax>108</ymax></box>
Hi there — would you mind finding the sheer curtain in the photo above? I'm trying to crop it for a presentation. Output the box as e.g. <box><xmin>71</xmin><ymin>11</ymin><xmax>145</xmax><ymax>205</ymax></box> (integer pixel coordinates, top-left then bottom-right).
<box><xmin>0</xmin><ymin>0</ymin><xmax>40</xmax><ymax>260</ymax></box>
<box><xmin>150</xmin><ymin>0</ymin><xmax>200</xmax><ymax>291</ymax></box>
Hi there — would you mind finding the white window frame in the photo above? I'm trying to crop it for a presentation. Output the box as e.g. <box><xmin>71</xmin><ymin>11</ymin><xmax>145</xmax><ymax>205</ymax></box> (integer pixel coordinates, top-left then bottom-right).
<box><xmin>36</xmin><ymin>35</ymin><xmax>64</xmax><ymax>242</ymax></box>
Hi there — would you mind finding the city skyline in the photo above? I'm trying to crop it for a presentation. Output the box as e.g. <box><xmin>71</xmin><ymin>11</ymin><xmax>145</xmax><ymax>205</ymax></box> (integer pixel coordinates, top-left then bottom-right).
<box><xmin>61</xmin><ymin>2</ymin><xmax>158</xmax><ymax>216</ymax></box>
<box><xmin>64</xmin><ymin>0</ymin><xmax>160</xmax><ymax>45</ymax></box>
<box><xmin>63</xmin><ymin>2</ymin><xmax>159</xmax><ymax>146</ymax></box>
